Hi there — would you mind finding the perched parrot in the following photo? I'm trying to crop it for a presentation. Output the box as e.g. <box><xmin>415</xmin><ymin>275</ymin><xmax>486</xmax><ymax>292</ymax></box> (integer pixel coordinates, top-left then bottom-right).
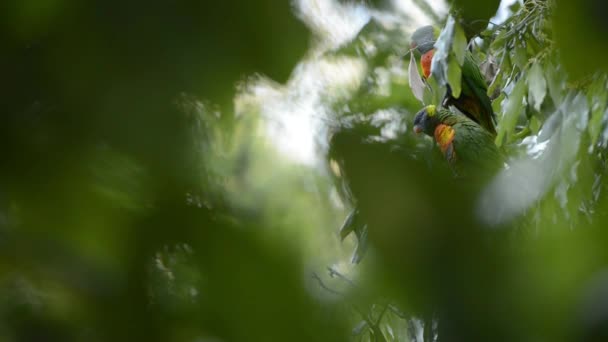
<box><xmin>410</xmin><ymin>25</ymin><xmax>497</xmax><ymax>136</ymax></box>
<box><xmin>413</xmin><ymin>105</ymin><xmax>502</xmax><ymax>177</ymax></box>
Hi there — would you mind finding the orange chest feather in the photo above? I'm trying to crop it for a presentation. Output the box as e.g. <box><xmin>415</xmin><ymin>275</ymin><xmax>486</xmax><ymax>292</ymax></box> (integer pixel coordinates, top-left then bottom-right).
<box><xmin>420</xmin><ymin>49</ymin><xmax>435</xmax><ymax>79</ymax></box>
<box><xmin>434</xmin><ymin>124</ymin><xmax>455</xmax><ymax>154</ymax></box>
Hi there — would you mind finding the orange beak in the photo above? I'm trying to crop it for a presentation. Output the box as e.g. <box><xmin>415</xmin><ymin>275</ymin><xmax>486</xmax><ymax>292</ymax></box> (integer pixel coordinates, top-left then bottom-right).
<box><xmin>413</xmin><ymin>125</ymin><xmax>422</xmax><ymax>134</ymax></box>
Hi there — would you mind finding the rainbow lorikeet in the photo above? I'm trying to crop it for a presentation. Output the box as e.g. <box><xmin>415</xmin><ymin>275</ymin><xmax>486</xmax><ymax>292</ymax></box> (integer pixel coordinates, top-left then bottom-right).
<box><xmin>413</xmin><ymin>105</ymin><xmax>502</xmax><ymax>177</ymax></box>
<box><xmin>410</xmin><ymin>26</ymin><xmax>497</xmax><ymax>136</ymax></box>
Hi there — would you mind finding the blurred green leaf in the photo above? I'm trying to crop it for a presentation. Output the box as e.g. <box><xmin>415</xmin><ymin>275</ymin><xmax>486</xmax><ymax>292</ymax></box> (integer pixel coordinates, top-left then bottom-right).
<box><xmin>449</xmin><ymin>0</ymin><xmax>500</xmax><ymax>37</ymax></box>
<box><xmin>487</xmin><ymin>64</ymin><xmax>504</xmax><ymax>98</ymax></box>
<box><xmin>527</xmin><ymin>63</ymin><xmax>547</xmax><ymax>111</ymax></box>
<box><xmin>588</xmin><ymin>78</ymin><xmax>608</xmax><ymax>145</ymax></box>
<box><xmin>545</xmin><ymin>61</ymin><xmax>566</xmax><ymax>105</ymax></box>
<box><xmin>447</xmin><ymin>58</ymin><xmax>463</xmax><ymax>98</ymax></box>
<box><xmin>554</xmin><ymin>0</ymin><xmax>608</xmax><ymax>77</ymax></box>
<box><xmin>497</xmin><ymin>77</ymin><xmax>527</xmax><ymax>146</ymax></box>
<box><xmin>492</xmin><ymin>92</ymin><xmax>506</xmax><ymax>114</ymax></box>
<box><xmin>340</xmin><ymin>209</ymin><xmax>359</xmax><ymax>241</ymax></box>
<box><xmin>409</xmin><ymin>55</ymin><xmax>426</xmax><ymax>102</ymax></box>
<box><xmin>431</xmin><ymin>15</ymin><xmax>456</xmax><ymax>86</ymax></box>
<box><xmin>453</xmin><ymin>22</ymin><xmax>467</xmax><ymax>66</ymax></box>
<box><xmin>538</xmin><ymin>111</ymin><xmax>563</xmax><ymax>142</ymax></box>
<box><xmin>514</xmin><ymin>44</ymin><xmax>529</xmax><ymax>70</ymax></box>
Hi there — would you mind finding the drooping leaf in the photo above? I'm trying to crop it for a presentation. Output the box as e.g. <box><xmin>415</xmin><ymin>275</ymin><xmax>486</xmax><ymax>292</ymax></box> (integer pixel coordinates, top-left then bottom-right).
<box><xmin>447</xmin><ymin>58</ymin><xmax>462</xmax><ymax>98</ymax></box>
<box><xmin>351</xmin><ymin>225</ymin><xmax>368</xmax><ymax>264</ymax></box>
<box><xmin>527</xmin><ymin>63</ymin><xmax>547</xmax><ymax>111</ymax></box>
<box><xmin>352</xmin><ymin>320</ymin><xmax>369</xmax><ymax>336</ymax></box>
<box><xmin>490</xmin><ymin>30</ymin><xmax>507</xmax><ymax>51</ymax></box>
<box><xmin>530</xmin><ymin>116</ymin><xmax>542</xmax><ymax>135</ymax></box>
<box><xmin>409</xmin><ymin>55</ymin><xmax>426</xmax><ymax>102</ymax></box>
<box><xmin>492</xmin><ymin>92</ymin><xmax>506</xmax><ymax>114</ymax></box>
<box><xmin>514</xmin><ymin>44</ymin><xmax>529</xmax><ymax>70</ymax></box>
<box><xmin>487</xmin><ymin>63</ymin><xmax>505</xmax><ymax>98</ymax></box>
<box><xmin>545</xmin><ymin>61</ymin><xmax>565</xmax><ymax>105</ymax></box>
<box><xmin>573</xmin><ymin>92</ymin><xmax>590</xmax><ymax>132</ymax></box>
<box><xmin>587</xmin><ymin>76</ymin><xmax>608</xmax><ymax>145</ymax></box>
<box><xmin>453</xmin><ymin>22</ymin><xmax>468</xmax><ymax>66</ymax></box>
<box><xmin>431</xmin><ymin>15</ymin><xmax>456</xmax><ymax>86</ymax></box>
<box><xmin>424</xmin><ymin>73</ymin><xmax>444</xmax><ymax>105</ymax></box>
<box><xmin>339</xmin><ymin>208</ymin><xmax>359</xmax><ymax>241</ymax></box>
<box><xmin>538</xmin><ymin>111</ymin><xmax>563</xmax><ymax>142</ymax></box>
<box><xmin>496</xmin><ymin>77</ymin><xmax>527</xmax><ymax>147</ymax></box>
<box><xmin>370</xmin><ymin>324</ymin><xmax>388</xmax><ymax>342</ymax></box>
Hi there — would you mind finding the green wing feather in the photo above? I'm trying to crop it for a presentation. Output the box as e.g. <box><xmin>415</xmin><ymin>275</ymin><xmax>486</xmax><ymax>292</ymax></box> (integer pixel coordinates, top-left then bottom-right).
<box><xmin>461</xmin><ymin>53</ymin><xmax>488</xmax><ymax>97</ymax></box>
<box><xmin>437</xmin><ymin>109</ymin><xmax>502</xmax><ymax>177</ymax></box>
<box><xmin>450</xmin><ymin>53</ymin><xmax>497</xmax><ymax>135</ymax></box>
<box><xmin>461</xmin><ymin>53</ymin><xmax>495</xmax><ymax>121</ymax></box>
<box><xmin>453</xmin><ymin>119</ymin><xmax>503</xmax><ymax>177</ymax></box>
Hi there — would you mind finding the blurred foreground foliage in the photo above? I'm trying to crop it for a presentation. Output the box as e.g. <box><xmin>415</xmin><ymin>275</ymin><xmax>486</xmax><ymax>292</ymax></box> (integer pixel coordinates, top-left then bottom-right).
<box><xmin>1</xmin><ymin>1</ymin><xmax>351</xmax><ymax>341</ymax></box>
<box><xmin>3</xmin><ymin>0</ymin><xmax>608</xmax><ymax>341</ymax></box>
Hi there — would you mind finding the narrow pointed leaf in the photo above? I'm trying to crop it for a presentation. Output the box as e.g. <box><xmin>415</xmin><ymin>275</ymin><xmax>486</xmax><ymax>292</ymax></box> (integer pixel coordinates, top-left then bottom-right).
<box><xmin>487</xmin><ymin>65</ymin><xmax>504</xmax><ymax>98</ymax></box>
<box><xmin>492</xmin><ymin>92</ymin><xmax>506</xmax><ymax>114</ymax></box>
<box><xmin>527</xmin><ymin>63</ymin><xmax>547</xmax><ymax>111</ymax></box>
<box><xmin>431</xmin><ymin>15</ymin><xmax>456</xmax><ymax>85</ymax></box>
<box><xmin>447</xmin><ymin>58</ymin><xmax>462</xmax><ymax>98</ymax></box>
<box><xmin>538</xmin><ymin>111</ymin><xmax>562</xmax><ymax>142</ymax></box>
<box><xmin>339</xmin><ymin>209</ymin><xmax>358</xmax><ymax>241</ymax></box>
<box><xmin>496</xmin><ymin>77</ymin><xmax>526</xmax><ymax>147</ymax></box>
<box><xmin>545</xmin><ymin>61</ymin><xmax>565</xmax><ymax>104</ymax></box>
<box><xmin>587</xmin><ymin>77</ymin><xmax>608</xmax><ymax>145</ymax></box>
<box><xmin>514</xmin><ymin>45</ymin><xmax>528</xmax><ymax>69</ymax></box>
<box><xmin>409</xmin><ymin>55</ymin><xmax>426</xmax><ymax>102</ymax></box>
<box><xmin>352</xmin><ymin>321</ymin><xmax>368</xmax><ymax>336</ymax></box>
<box><xmin>453</xmin><ymin>22</ymin><xmax>467</xmax><ymax>66</ymax></box>
<box><xmin>351</xmin><ymin>225</ymin><xmax>368</xmax><ymax>264</ymax></box>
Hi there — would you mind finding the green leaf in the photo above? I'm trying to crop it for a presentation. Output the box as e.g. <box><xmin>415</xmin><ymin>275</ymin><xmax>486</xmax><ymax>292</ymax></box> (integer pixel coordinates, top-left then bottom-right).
<box><xmin>527</xmin><ymin>63</ymin><xmax>547</xmax><ymax>111</ymax></box>
<box><xmin>424</xmin><ymin>76</ymin><xmax>443</xmax><ymax>105</ymax></box>
<box><xmin>490</xmin><ymin>30</ymin><xmax>507</xmax><ymax>51</ymax></box>
<box><xmin>453</xmin><ymin>22</ymin><xmax>467</xmax><ymax>66</ymax></box>
<box><xmin>496</xmin><ymin>77</ymin><xmax>527</xmax><ymax>147</ymax></box>
<box><xmin>545</xmin><ymin>61</ymin><xmax>565</xmax><ymax>104</ymax></box>
<box><xmin>509</xmin><ymin>1</ymin><xmax>521</xmax><ymax>12</ymax></box>
<box><xmin>529</xmin><ymin>116</ymin><xmax>542</xmax><ymax>134</ymax></box>
<box><xmin>514</xmin><ymin>44</ymin><xmax>528</xmax><ymax>70</ymax></box>
<box><xmin>351</xmin><ymin>225</ymin><xmax>368</xmax><ymax>264</ymax></box>
<box><xmin>588</xmin><ymin>78</ymin><xmax>608</xmax><ymax>145</ymax></box>
<box><xmin>339</xmin><ymin>209</ymin><xmax>358</xmax><ymax>241</ymax></box>
<box><xmin>538</xmin><ymin>111</ymin><xmax>562</xmax><ymax>142</ymax></box>
<box><xmin>370</xmin><ymin>324</ymin><xmax>387</xmax><ymax>342</ymax></box>
<box><xmin>487</xmin><ymin>65</ymin><xmax>504</xmax><ymax>97</ymax></box>
<box><xmin>431</xmin><ymin>15</ymin><xmax>456</xmax><ymax>86</ymax></box>
<box><xmin>408</xmin><ymin>55</ymin><xmax>426</xmax><ymax>102</ymax></box>
<box><xmin>447</xmin><ymin>57</ymin><xmax>462</xmax><ymax>98</ymax></box>
<box><xmin>352</xmin><ymin>320</ymin><xmax>368</xmax><ymax>336</ymax></box>
<box><xmin>492</xmin><ymin>92</ymin><xmax>506</xmax><ymax>114</ymax></box>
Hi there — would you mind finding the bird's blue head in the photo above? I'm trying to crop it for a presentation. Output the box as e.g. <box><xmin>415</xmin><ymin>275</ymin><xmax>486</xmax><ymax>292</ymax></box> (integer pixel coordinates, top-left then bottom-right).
<box><xmin>413</xmin><ymin>105</ymin><xmax>439</xmax><ymax>136</ymax></box>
